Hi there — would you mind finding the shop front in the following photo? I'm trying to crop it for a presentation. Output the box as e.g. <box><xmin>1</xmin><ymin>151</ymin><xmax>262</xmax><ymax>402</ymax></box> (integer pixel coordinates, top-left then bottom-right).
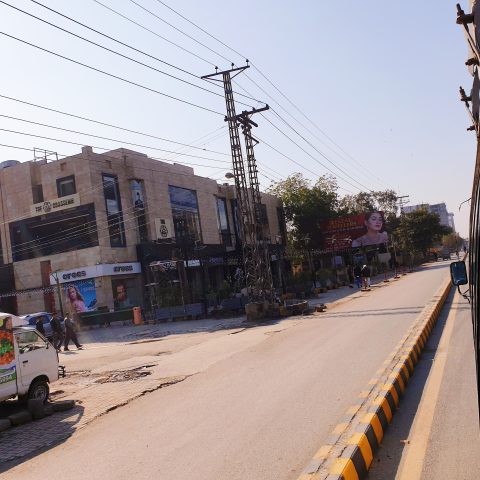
<box><xmin>50</xmin><ymin>262</ymin><xmax>143</xmax><ymax>314</ymax></box>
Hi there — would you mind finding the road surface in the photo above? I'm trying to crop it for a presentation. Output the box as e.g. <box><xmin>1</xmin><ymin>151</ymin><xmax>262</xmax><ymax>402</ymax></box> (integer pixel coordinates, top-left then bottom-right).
<box><xmin>3</xmin><ymin>263</ymin><xmax>452</xmax><ymax>480</ymax></box>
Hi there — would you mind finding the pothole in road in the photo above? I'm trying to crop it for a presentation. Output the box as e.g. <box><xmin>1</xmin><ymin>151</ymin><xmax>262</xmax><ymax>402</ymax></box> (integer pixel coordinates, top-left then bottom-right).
<box><xmin>96</xmin><ymin>369</ymin><xmax>152</xmax><ymax>383</ymax></box>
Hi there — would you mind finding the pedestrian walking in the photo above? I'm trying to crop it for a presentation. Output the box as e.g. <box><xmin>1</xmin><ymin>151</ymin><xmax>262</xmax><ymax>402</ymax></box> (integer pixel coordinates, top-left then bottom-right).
<box><xmin>360</xmin><ymin>264</ymin><xmax>371</xmax><ymax>290</ymax></box>
<box><xmin>49</xmin><ymin>311</ymin><xmax>64</xmax><ymax>351</ymax></box>
<box><xmin>347</xmin><ymin>265</ymin><xmax>354</xmax><ymax>288</ymax></box>
<box><xmin>35</xmin><ymin>316</ymin><xmax>45</xmax><ymax>337</ymax></box>
<box><xmin>63</xmin><ymin>314</ymin><xmax>82</xmax><ymax>351</ymax></box>
<box><xmin>353</xmin><ymin>264</ymin><xmax>362</xmax><ymax>289</ymax></box>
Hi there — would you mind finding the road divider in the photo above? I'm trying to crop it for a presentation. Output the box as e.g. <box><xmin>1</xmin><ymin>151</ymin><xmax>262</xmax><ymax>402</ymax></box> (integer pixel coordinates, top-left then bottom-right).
<box><xmin>297</xmin><ymin>277</ymin><xmax>452</xmax><ymax>480</ymax></box>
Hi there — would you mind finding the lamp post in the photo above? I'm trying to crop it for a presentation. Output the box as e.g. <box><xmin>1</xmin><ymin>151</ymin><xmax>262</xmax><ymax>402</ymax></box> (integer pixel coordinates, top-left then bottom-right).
<box><xmin>49</xmin><ymin>270</ymin><xmax>65</xmax><ymax>318</ymax></box>
<box><xmin>303</xmin><ymin>234</ymin><xmax>316</xmax><ymax>288</ymax></box>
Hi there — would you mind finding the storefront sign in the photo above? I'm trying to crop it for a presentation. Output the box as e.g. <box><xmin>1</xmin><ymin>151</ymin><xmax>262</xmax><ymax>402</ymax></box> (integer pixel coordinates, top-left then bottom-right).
<box><xmin>31</xmin><ymin>194</ymin><xmax>80</xmax><ymax>217</ymax></box>
<box><xmin>50</xmin><ymin>262</ymin><xmax>142</xmax><ymax>285</ymax></box>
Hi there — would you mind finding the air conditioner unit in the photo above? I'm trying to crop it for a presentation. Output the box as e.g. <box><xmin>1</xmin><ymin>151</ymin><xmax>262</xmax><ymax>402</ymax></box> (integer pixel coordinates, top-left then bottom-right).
<box><xmin>154</xmin><ymin>218</ymin><xmax>173</xmax><ymax>240</ymax></box>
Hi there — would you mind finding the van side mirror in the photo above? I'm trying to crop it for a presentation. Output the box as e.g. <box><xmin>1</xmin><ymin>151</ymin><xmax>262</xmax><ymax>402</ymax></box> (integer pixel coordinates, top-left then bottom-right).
<box><xmin>450</xmin><ymin>260</ymin><xmax>468</xmax><ymax>286</ymax></box>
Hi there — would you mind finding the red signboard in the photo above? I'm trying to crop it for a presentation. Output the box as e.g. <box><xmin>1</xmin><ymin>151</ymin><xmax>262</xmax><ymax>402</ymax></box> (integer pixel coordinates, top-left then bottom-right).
<box><xmin>320</xmin><ymin>212</ymin><xmax>388</xmax><ymax>250</ymax></box>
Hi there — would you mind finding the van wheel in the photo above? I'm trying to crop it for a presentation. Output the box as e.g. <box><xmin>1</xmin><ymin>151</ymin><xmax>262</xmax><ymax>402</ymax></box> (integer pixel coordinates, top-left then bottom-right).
<box><xmin>28</xmin><ymin>379</ymin><xmax>50</xmax><ymax>403</ymax></box>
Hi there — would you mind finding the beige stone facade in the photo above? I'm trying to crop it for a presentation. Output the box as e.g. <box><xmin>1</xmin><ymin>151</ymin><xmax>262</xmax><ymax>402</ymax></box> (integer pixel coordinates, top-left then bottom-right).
<box><xmin>0</xmin><ymin>147</ymin><xmax>285</xmax><ymax>315</ymax></box>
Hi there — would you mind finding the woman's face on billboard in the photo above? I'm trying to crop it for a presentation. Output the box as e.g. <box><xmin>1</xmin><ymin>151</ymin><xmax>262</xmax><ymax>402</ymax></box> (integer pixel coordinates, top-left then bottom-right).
<box><xmin>366</xmin><ymin>212</ymin><xmax>383</xmax><ymax>232</ymax></box>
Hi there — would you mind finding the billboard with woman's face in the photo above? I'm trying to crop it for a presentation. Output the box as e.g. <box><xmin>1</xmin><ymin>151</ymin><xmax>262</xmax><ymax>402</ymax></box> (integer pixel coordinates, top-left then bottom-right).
<box><xmin>63</xmin><ymin>279</ymin><xmax>97</xmax><ymax>315</ymax></box>
<box><xmin>320</xmin><ymin>212</ymin><xmax>388</xmax><ymax>250</ymax></box>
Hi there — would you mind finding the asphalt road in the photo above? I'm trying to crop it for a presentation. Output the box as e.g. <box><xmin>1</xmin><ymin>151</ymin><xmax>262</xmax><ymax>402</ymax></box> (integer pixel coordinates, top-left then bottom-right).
<box><xmin>369</xmin><ymin>289</ymin><xmax>480</xmax><ymax>479</ymax></box>
<box><xmin>4</xmin><ymin>263</ymin><xmax>451</xmax><ymax>480</ymax></box>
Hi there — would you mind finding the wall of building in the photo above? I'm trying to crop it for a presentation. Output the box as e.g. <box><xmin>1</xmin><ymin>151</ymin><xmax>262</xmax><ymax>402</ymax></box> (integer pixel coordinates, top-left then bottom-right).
<box><xmin>0</xmin><ymin>147</ymin><xmax>285</xmax><ymax>315</ymax></box>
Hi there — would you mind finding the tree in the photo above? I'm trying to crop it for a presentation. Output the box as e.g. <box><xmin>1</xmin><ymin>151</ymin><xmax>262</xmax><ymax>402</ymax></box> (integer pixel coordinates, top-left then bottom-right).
<box><xmin>394</xmin><ymin>209</ymin><xmax>452</xmax><ymax>257</ymax></box>
<box><xmin>337</xmin><ymin>190</ymin><xmax>398</xmax><ymax>223</ymax></box>
<box><xmin>268</xmin><ymin>173</ymin><xmax>339</xmax><ymax>248</ymax></box>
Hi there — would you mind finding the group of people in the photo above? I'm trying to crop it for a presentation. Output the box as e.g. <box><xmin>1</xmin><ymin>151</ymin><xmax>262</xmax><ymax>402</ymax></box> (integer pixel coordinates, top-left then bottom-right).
<box><xmin>35</xmin><ymin>312</ymin><xmax>83</xmax><ymax>352</ymax></box>
<box><xmin>348</xmin><ymin>264</ymin><xmax>371</xmax><ymax>291</ymax></box>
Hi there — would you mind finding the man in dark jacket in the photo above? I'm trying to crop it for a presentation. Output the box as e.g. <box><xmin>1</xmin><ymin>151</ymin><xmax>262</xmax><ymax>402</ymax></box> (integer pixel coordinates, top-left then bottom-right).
<box><xmin>64</xmin><ymin>314</ymin><xmax>82</xmax><ymax>351</ymax></box>
<box><xmin>35</xmin><ymin>316</ymin><xmax>46</xmax><ymax>337</ymax></box>
<box><xmin>360</xmin><ymin>264</ymin><xmax>371</xmax><ymax>290</ymax></box>
<box><xmin>353</xmin><ymin>264</ymin><xmax>362</xmax><ymax>289</ymax></box>
<box><xmin>49</xmin><ymin>311</ymin><xmax>64</xmax><ymax>351</ymax></box>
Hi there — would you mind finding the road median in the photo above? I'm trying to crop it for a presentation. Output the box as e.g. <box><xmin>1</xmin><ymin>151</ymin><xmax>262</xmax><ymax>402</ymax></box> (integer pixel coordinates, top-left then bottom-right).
<box><xmin>298</xmin><ymin>277</ymin><xmax>452</xmax><ymax>480</ymax></box>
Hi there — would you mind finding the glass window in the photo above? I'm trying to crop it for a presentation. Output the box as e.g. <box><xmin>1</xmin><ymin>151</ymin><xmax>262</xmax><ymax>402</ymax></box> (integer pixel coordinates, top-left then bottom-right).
<box><xmin>10</xmin><ymin>204</ymin><xmax>99</xmax><ymax>261</ymax></box>
<box><xmin>56</xmin><ymin>175</ymin><xmax>76</xmax><ymax>197</ymax></box>
<box><xmin>169</xmin><ymin>186</ymin><xmax>202</xmax><ymax>243</ymax></box>
<box><xmin>16</xmin><ymin>331</ymin><xmax>46</xmax><ymax>354</ymax></box>
<box><xmin>216</xmin><ymin>197</ymin><xmax>231</xmax><ymax>246</ymax></box>
<box><xmin>255</xmin><ymin>204</ymin><xmax>269</xmax><ymax>225</ymax></box>
<box><xmin>130</xmin><ymin>180</ymin><xmax>148</xmax><ymax>243</ymax></box>
<box><xmin>103</xmin><ymin>174</ymin><xmax>125</xmax><ymax>247</ymax></box>
<box><xmin>32</xmin><ymin>185</ymin><xmax>44</xmax><ymax>203</ymax></box>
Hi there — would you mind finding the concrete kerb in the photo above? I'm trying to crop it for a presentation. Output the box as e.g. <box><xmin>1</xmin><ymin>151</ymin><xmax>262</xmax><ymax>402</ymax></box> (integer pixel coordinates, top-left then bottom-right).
<box><xmin>297</xmin><ymin>278</ymin><xmax>453</xmax><ymax>480</ymax></box>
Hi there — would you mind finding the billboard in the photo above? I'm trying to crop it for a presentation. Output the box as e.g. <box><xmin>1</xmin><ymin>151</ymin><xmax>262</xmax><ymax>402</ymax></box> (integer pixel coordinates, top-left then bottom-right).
<box><xmin>63</xmin><ymin>279</ymin><xmax>97</xmax><ymax>315</ymax></box>
<box><xmin>321</xmin><ymin>212</ymin><xmax>388</xmax><ymax>250</ymax></box>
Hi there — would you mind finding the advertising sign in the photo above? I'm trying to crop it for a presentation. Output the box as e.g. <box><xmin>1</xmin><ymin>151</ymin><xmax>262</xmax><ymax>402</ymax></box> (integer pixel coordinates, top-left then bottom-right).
<box><xmin>320</xmin><ymin>212</ymin><xmax>388</xmax><ymax>250</ymax></box>
<box><xmin>130</xmin><ymin>180</ymin><xmax>145</xmax><ymax>210</ymax></box>
<box><xmin>63</xmin><ymin>278</ymin><xmax>97</xmax><ymax>315</ymax></box>
<box><xmin>30</xmin><ymin>193</ymin><xmax>80</xmax><ymax>217</ymax></box>
<box><xmin>51</xmin><ymin>263</ymin><xmax>142</xmax><ymax>285</ymax></box>
<box><xmin>0</xmin><ymin>316</ymin><xmax>16</xmax><ymax>387</ymax></box>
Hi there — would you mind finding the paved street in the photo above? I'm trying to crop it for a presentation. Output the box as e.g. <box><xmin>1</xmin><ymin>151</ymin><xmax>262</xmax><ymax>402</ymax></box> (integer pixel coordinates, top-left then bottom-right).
<box><xmin>368</xmin><ymin>290</ymin><xmax>480</xmax><ymax>480</ymax></box>
<box><xmin>1</xmin><ymin>263</ymin><xmax>452</xmax><ymax>479</ymax></box>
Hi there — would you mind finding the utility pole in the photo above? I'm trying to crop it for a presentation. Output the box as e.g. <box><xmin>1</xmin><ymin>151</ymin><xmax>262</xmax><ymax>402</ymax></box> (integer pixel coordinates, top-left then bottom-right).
<box><xmin>202</xmin><ymin>64</ymin><xmax>273</xmax><ymax>302</ymax></box>
<box><xmin>50</xmin><ymin>271</ymin><xmax>64</xmax><ymax>318</ymax></box>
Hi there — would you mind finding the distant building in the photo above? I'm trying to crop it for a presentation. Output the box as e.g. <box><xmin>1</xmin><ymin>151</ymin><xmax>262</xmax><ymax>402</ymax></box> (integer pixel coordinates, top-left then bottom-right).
<box><xmin>402</xmin><ymin>202</ymin><xmax>454</xmax><ymax>230</ymax></box>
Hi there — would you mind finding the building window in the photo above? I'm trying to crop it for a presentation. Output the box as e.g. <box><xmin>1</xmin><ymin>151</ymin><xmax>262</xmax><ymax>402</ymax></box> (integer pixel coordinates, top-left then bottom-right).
<box><xmin>168</xmin><ymin>186</ymin><xmax>202</xmax><ymax>243</ymax></box>
<box><xmin>277</xmin><ymin>207</ymin><xmax>287</xmax><ymax>244</ymax></box>
<box><xmin>10</xmin><ymin>204</ymin><xmax>99</xmax><ymax>261</ymax></box>
<box><xmin>216</xmin><ymin>197</ymin><xmax>231</xmax><ymax>246</ymax></box>
<box><xmin>230</xmin><ymin>199</ymin><xmax>241</xmax><ymax>244</ymax></box>
<box><xmin>130</xmin><ymin>179</ymin><xmax>148</xmax><ymax>243</ymax></box>
<box><xmin>102</xmin><ymin>174</ymin><xmax>125</xmax><ymax>247</ymax></box>
<box><xmin>32</xmin><ymin>185</ymin><xmax>44</xmax><ymax>204</ymax></box>
<box><xmin>57</xmin><ymin>175</ymin><xmax>76</xmax><ymax>197</ymax></box>
<box><xmin>255</xmin><ymin>203</ymin><xmax>269</xmax><ymax>225</ymax></box>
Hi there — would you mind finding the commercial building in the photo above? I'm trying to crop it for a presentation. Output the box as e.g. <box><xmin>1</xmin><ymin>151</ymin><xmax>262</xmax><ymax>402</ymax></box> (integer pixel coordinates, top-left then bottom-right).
<box><xmin>402</xmin><ymin>202</ymin><xmax>455</xmax><ymax>230</ymax></box>
<box><xmin>0</xmin><ymin>147</ymin><xmax>286</xmax><ymax>315</ymax></box>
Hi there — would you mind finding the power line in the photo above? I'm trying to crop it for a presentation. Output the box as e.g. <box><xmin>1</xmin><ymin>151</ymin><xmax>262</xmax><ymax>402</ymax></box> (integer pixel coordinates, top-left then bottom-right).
<box><xmin>0</xmin><ymin>93</ymin><xmax>228</xmax><ymax>156</ymax></box>
<box><xmin>93</xmin><ymin>0</ymin><xmax>214</xmax><ymax>66</ymax></box>
<box><xmin>268</xmin><ymin>109</ymin><xmax>374</xmax><ymax>192</ymax></box>
<box><xmin>260</xmin><ymin>115</ymin><xmax>364</xmax><ymax>193</ymax></box>
<box><xmin>0</xmin><ymin>114</ymin><xmax>231</xmax><ymax>164</ymax></box>
<box><xmin>0</xmin><ymin>130</ymin><xmax>228</xmax><ymax>171</ymax></box>
<box><xmin>255</xmin><ymin>135</ymin><xmax>356</xmax><ymax>195</ymax></box>
<box><xmin>129</xmin><ymin>0</ymin><xmax>233</xmax><ymax>65</ymax></box>
<box><xmin>0</xmin><ymin>31</ymin><xmax>224</xmax><ymax>116</ymax></box>
<box><xmin>143</xmin><ymin>0</ymin><xmax>392</xmax><ymax>189</ymax></box>
<box><xmin>16</xmin><ymin>0</ymin><xmax>262</xmax><ymax>107</ymax></box>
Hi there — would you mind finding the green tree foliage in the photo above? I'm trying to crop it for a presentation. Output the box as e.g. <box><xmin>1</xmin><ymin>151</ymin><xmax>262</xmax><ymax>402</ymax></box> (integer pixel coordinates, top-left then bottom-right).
<box><xmin>268</xmin><ymin>173</ymin><xmax>339</xmax><ymax>248</ymax></box>
<box><xmin>442</xmin><ymin>232</ymin><xmax>464</xmax><ymax>250</ymax></box>
<box><xmin>394</xmin><ymin>209</ymin><xmax>452</xmax><ymax>256</ymax></box>
<box><xmin>338</xmin><ymin>190</ymin><xmax>398</xmax><ymax>222</ymax></box>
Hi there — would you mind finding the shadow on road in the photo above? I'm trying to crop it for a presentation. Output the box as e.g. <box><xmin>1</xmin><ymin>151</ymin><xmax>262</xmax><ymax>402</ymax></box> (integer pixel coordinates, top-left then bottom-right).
<box><xmin>0</xmin><ymin>402</ymin><xmax>85</xmax><ymax>473</ymax></box>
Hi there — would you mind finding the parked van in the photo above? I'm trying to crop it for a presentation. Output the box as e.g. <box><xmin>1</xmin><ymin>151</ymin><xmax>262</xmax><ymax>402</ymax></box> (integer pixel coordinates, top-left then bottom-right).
<box><xmin>0</xmin><ymin>313</ymin><xmax>62</xmax><ymax>403</ymax></box>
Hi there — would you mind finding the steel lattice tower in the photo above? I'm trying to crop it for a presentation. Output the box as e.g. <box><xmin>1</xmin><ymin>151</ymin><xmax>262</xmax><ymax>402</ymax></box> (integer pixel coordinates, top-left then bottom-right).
<box><xmin>202</xmin><ymin>65</ymin><xmax>273</xmax><ymax>301</ymax></box>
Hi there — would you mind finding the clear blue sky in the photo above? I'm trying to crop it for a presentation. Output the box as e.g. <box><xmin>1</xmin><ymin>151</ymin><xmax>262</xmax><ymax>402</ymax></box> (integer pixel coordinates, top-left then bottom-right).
<box><xmin>0</xmin><ymin>0</ymin><xmax>474</xmax><ymax>236</ymax></box>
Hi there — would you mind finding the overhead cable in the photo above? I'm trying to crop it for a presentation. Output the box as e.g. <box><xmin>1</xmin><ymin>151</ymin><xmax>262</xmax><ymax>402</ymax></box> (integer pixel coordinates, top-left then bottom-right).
<box><xmin>0</xmin><ymin>31</ymin><xmax>224</xmax><ymax>116</ymax></box>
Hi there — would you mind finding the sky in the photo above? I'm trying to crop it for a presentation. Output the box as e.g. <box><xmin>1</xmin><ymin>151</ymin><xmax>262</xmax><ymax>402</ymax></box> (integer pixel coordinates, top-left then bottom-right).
<box><xmin>0</xmin><ymin>0</ymin><xmax>475</xmax><ymax>236</ymax></box>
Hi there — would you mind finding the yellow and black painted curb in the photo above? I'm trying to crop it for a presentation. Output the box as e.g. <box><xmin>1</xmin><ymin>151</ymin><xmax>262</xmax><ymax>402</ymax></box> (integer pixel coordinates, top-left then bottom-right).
<box><xmin>297</xmin><ymin>279</ymin><xmax>452</xmax><ymax>480</ymax></box>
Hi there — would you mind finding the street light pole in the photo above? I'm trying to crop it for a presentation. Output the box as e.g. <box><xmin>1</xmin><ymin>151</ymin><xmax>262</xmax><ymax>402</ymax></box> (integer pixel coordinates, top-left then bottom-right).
<box><xmin>50</xmin><ymin>271</ymin><xmax>64</xmax><ymax>318</ymax></box>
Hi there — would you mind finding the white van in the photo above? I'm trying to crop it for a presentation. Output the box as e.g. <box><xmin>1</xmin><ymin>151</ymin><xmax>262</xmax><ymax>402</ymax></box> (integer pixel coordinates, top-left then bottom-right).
<box><xmin>0</xmin><ymin>313</ymin><xmax>61</xmax><ymax>403</ymax></box>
